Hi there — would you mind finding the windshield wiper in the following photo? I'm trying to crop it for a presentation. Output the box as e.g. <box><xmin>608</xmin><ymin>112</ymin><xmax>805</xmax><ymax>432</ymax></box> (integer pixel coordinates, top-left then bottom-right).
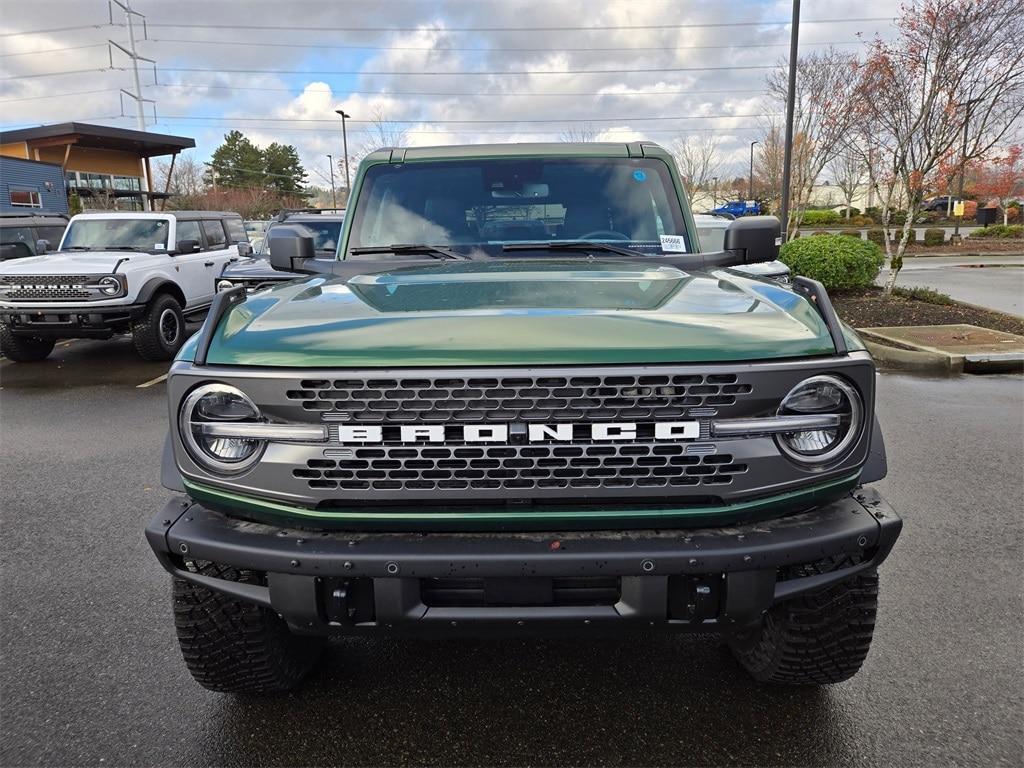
<box><xmin>349</xmin><ymin>244</ymin><xmax>466</xmax><ymax>260</ymax></box>
<box><xmin>502</xmin><ymin>241</ymin><xmax>649</xmax><ymax>258</ymax></box>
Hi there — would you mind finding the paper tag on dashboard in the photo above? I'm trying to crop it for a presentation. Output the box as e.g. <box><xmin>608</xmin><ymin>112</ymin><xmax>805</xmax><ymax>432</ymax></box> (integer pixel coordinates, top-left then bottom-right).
<box><xmin>659</xmin><ymin>234</ymin><xmax>687</xmax><ymax>253</ymax></box>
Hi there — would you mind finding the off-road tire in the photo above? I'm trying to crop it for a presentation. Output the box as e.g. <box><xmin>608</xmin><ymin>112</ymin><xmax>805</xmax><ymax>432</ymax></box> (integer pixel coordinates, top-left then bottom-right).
<box><xmin>172</xmin><ymin>562</ymin><xmax>326</xmax><ymax>693</ymax></box>
<box><xmin>729</xmin><ymin>572</ymin><xmax>879</xmax><ymax>685</ymax></box>
<box><xmin>132</xmin><ymin>293</ymin><xmax>185</xmax><ymax>361</ymax></box>
<box><xmin>0</xmin><ymin>322</ymin><xmax>54</xmax><ymax>362</ymax></box>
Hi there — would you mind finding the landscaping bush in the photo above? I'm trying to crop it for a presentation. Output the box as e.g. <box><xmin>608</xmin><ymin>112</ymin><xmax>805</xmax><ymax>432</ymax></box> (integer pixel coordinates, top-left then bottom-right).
<box><xmin>812</xmin><ymin>230</ymin><xmax>829</xmax><ymax>236</ymax></box>
<box><xmin>866</xmin><ymin>228</ymin><xmax>886</xmax><ymax>246</ymax></box>
<box><xmin>839</xmin><ymin>229</ymin><xmax>862</xmax><ymax>238</ymax></box>
<box><xmin>968</xmin><ymin>224</ymin><xmax>1023</xmax><ymax>239</ymax></box>
<box><xmin>850</xmin><ymin>214</ymin><xmax>874</xmax><ymax>227</ymax></box>
<box><xmin>923</xmin><ymin>228</ymin><xmax>946</xmax><ymax>246</ymax></box>
<box><xmin>1007</xmin><ymin>206</ymin><xmax>1019</xmax><ymax>222</ymax></box>
<box><xmin>800</xmin><ymin>209</ymin><xmax>842</xmax><ymax>226</ymax></box>
<box><xmin>779</xmin><ymin>233</ymin><xmax>884</xmax><ymax>290</ymax></box>
<box><xmin>901</xmin><ymin>229</ymin><xmax>917</xmax><ymax>245</ymax></box>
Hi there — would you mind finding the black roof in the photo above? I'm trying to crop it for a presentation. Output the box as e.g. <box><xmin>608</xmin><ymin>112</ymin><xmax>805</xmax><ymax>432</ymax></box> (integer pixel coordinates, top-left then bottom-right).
<box><xmin>0</xmin><ymin>122</ymin><xmax>194</xmax><ymax>158</ymax></box>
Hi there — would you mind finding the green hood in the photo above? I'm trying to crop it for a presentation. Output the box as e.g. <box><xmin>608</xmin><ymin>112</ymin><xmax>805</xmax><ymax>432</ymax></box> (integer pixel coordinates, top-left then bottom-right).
<box><xmin>185</xmin><ymin>260</ymin><xmax>837</xmax><ymax>367</ymax></box>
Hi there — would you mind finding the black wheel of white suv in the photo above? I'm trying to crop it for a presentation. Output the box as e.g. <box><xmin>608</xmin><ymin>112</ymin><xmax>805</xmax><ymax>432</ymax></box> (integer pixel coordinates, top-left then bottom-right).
<box><xmin>172</xmin><ymin>562</ymin><xmax>326</xmax><ymax>693</ymax></box>
<box><xmin>728</xmin><ymin>571</ymin><xmax>880</xmax><ymax>685</ymax></box>
<box><xmin>0</xmin><ymin>322</ymin><xmax>55</xmax><ymax>362</ymax></box>
<box><xmin>132</xmin><ymin>293</ymin><xmax>185</xmax><ymax>361</ymax></box>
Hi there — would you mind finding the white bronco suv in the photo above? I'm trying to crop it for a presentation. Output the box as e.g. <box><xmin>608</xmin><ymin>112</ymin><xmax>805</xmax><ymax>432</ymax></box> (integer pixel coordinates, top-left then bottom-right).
<box><xmin>0</xmin><ymin>211</ymin><xmax>249</xmax><ymax>362</ymax></box>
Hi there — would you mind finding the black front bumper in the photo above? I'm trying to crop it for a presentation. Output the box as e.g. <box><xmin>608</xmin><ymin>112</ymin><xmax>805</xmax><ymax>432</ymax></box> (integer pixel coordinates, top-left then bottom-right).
<box><xmin>146</xmin><ymin>489</ymin><xmax>901</xmax><ymax>636</ymax></box>
<box><xmin>1</xmin><ymin>304</ymin><xmax>145</xmax><ymax>338</ymax></box>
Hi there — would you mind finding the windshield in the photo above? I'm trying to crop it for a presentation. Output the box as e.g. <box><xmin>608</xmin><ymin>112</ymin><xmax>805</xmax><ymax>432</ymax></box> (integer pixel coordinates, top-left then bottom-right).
<box><xmin>346</xmin><ymin>157</ymin><xmax>689</xmax><ymax>258</ymax></box>
<box><xmin>259</xmin><ymin>221</ymin><xmax>343</xmax><ymax>257</ymax></box>
<box><xmin>60</xmin><ymin>218</ymin><xmax>169</xmax><ymax>252</ymax></box>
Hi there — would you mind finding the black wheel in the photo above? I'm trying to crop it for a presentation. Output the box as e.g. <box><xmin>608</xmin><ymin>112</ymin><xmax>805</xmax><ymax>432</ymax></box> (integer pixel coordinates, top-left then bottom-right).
<box><xmin>0</xmin><ymin>322</ymin><xmax>54</xmax><ymax>362</ymax></box>
<box><xmin>729</xmin><ymin>573</ymin><xmax>880</xmax><ymax>685</ymax></box>
<box><xmin>172</xmin><ymin>562</ymin><xmax>326</xmax><ymax>694</ymax></box>
<box><xmin>132</xmin><ymin>293</ymin><xmax>185</xmax><ymax>361</ymax></box>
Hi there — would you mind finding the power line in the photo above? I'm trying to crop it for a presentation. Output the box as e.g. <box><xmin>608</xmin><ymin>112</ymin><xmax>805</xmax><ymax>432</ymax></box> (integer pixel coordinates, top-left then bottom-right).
<box><xmin>156</xmin><ymin>112</ymin><xmax>780</xmax><ymax>125</ymax></box>
<box><xmin>146</xmin><ymin>36</ymin><xmax>862</xmax><ymax>55</ymax></box>
<box><xmin>142</xmin><ymin>17</ymin><xmax>892</xmax><ymax>33</ymax></box>
<box><xmin>159</xmin><ymin>63</ymin><xmax>776</xmax><ymax>76</ymax></box>
<box><xmin>0</xmin><ymin>42</ymin><xmax>109</xmax><ymax>58</ymax></box>
<box><xmin>0</xmin><ymin>24</ymin><xmax>121</xmax><ymax>38</ymax></box>
<box><xmin>0</xmin><ymin>88</ymin><xmax>120</xmax><ymax>103</ymax></box>
<box><xmin>0</xmin><ymin>67</ymin><xmax>122</xmax><ymax>81</ymax></box>
<box><xmin>156</xmin><ymin>83</ymin><xmax>771</xmax><ymax>98</ymax></box>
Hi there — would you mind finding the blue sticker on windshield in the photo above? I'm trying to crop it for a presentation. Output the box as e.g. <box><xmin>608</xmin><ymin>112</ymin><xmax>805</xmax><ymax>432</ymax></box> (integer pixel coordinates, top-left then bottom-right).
<box><xmin>633</xmin><ymin>169</ymin><xmax>647</xmax><ymax>182</ymax></box>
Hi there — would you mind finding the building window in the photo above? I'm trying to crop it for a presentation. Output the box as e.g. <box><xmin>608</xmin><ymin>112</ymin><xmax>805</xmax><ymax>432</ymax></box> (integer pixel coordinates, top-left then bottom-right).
<box><xmin>9</xmin><ymin>188</ymin><xmax>42</xmax><ymax>208</ymax></box>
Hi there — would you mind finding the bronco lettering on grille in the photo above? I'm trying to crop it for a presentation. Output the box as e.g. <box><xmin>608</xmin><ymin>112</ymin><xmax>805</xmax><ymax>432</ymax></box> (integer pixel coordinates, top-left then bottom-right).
<box><xmin>335</xmin><ymin>421</ymin><xmax>700</xmax><ymax>444</ymax></box>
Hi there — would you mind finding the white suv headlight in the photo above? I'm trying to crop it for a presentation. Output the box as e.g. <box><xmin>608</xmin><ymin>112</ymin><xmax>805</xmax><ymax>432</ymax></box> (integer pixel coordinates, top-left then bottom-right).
<box><xmin>97</xmin><ymin>275</ymin><xmax>123</xmax><ymax>295</ymax></box>
<box><xmin>775</xmin><ymin>375</ymin><xmax>863</xmax><ymax>466</ymax></box>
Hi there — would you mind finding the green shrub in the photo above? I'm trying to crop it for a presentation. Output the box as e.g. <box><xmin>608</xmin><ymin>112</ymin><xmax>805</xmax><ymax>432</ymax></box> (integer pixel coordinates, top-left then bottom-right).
<box><xmin>901</xmin><ymin>229</ymin><xmax>917</xmax><ymax>245</ymax></box>
<box><xmin>779</xmin><ymin>233</ymin><xmax>885</xmax><ymax>290</ymax></box>
<box><xmin>812</xmin><ymin>230</ymin><xmax>829</xmax><ymax>236</ymax></box>
<box><xmin>839</xmin><ymin>229</ymin><xmax>862</xmax><ymax>238</ymax></box>
<box><xmin>800</xmin><ymin>209</ymin><xmax>841</xmax><ymax>226</ymax></box>
<box><xmin>923</xmin><ymin>228</ymin><xmax>945</xmax><ymax>246</ymax></box>
<box><xmin>866</xmin><ymin>228</ymin><xmax>886</xmax><ymax>246</ymax></box>
<box><xmin>892</xmin><ymin>286</ymin><xmax>956</xmax><ymax>305</ymax></box>
<box><xmin>850</xmin><ymin>214</ymin><xmax>874</xmax><ymax>227</ymax></box>
<box><xmin>887</xmin><ymin>210</ymin><xmax>908</xmax><ymax>226</ymax></box>
<box><xmin>968</xmin><ymin>224</ymin><xmax>1023</xmax><ymax>239</ymax></box>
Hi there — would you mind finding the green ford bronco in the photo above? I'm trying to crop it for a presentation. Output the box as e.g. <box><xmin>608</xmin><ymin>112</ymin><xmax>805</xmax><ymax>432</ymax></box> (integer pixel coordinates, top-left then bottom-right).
<box><xmin>147</xmin><ymin>143</ymin><xmax>900</xmax><ymax>693</ymax></box>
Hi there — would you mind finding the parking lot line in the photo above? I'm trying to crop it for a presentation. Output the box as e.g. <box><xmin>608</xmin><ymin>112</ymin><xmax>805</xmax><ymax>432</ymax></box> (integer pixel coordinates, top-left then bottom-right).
<box><xmin>136</xmin><ymin>373</ymin><xmax>168</xmax><ymax>389</ymax></box>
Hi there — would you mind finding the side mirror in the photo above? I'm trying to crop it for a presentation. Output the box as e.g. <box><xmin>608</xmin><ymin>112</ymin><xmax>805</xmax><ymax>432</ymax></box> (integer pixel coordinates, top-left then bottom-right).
<box><xmin>175</xmin><ymin>239</ymin><xmax>200</xmax><ymax>254</ymax></box>
<box><xmin>236</xmin><ymin>242</ymin><xmax>253</xmax><ymax>257</ymax></box>
<box><xmin>268</xmin><ymin>234</ymin><xmax>316</xmax><ymax>273</ymax></box>
<box><xmin>723</xmin><ymin>216</ymin><xmax>781</xmax><ymax>264</ymax></box>
<box><xmin>35</xmin><ymin>239</ymin><xmax>49</xmax><ymax>255</ymax></box>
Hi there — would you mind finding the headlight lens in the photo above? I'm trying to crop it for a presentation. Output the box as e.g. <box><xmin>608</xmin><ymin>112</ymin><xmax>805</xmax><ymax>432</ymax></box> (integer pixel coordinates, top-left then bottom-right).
<box><xmin>97</xmin><ymin>275</ymin><xmax>123</xmax><ymax>296</ymax></box>
<box><xmin>179</xmin><ymin>383</ymin><xmax>264</xmax><ymax>474</ymax></box>
<box><xmin>776</xmin><ymin>375</ymin><xmax>863</xmax><ymax>465</ymax></box>
<box><xmin>216</xmin><ymin>279</ymin><xmax>235</xmax><ymax>293</ymax></box>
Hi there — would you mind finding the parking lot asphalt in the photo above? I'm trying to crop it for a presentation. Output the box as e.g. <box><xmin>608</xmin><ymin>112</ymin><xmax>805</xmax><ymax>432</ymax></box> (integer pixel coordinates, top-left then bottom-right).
<box><xmin>880</xmin><ymin>255</ymin><xmax>1024</xmax><ymax>317</ymax></box>
<box><xmin>1</xmin><ymin>340</ymin><xmax>1022</xmax><ymax>767</ymax></box>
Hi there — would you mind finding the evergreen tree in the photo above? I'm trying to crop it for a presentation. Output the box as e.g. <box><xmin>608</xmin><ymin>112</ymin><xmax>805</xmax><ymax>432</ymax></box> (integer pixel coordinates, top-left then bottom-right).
<box><xmin>263</xmin><ymin>142</ymin><xmax>308</xmax><ymax>195</ymax></box>
<box><xmin>207</xmin><ymin>131</ymin><xmax>265</xmax><ymax>188</ymax></box>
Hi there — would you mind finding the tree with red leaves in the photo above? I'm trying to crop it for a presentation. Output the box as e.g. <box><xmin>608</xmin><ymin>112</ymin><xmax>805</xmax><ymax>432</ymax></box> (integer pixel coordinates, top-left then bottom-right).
<box><xmin>974</xmin><ymin>146</ymin><xmax>1024</xmax><ymax>226</ymax></box>
<box><xmin>850</xmin><ymin>0</ymin><xmax>1024</xmax><ymax>292</ymax></box>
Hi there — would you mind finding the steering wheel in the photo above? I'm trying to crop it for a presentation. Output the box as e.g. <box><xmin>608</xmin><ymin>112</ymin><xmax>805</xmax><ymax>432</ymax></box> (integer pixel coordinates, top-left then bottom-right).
<box><xmin>577</xmin><ymin>229</ymin><xmax>631</xmax><ymax>241</ymax></box>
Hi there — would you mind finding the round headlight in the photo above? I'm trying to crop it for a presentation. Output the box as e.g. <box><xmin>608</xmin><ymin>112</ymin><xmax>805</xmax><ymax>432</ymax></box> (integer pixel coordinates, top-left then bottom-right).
<box><xmin>776</xmin><ymin>375</ymin><xmax>863</xmax><ymax>466</ymax></box>
<box><xmin>216</xmin><ymin>279</ymin><xmax>235</xmax><ymax>293</ymax></box>
<box><xmin>179</xmin><ymin>383</ymin><xmax>264</xmax><ymax>474</ymax></box>
<box><xmin>98</xmin><ymin>276</ymin><xmax>122</xmax><ymax>295</ymax></box>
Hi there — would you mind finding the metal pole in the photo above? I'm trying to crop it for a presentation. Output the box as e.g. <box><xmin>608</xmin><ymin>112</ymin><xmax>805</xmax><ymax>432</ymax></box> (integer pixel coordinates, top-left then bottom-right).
<box><xmin>122</xmin><ymin>0</ymin><xmax>151</xmax><ymax>210</ymax></box>
<box><xmin>336</xmin><ymin>109</ymin><xmax>351</xmax><ymax>197</ymax></box>
<box><xmin>952</xmin><ymin>104</ymin><xmax>971</xmax><ymax>244</ymax></box>
<box><xmin>779</xmin><ymin>0</ymin><xmax>801</xmax><ymax>240</ymax></box>
<box><xmin>748</xmin><ymin>141</ymin><xmax>758</xmax><ymax>200</ymax></box>
<box><xmin>327</xmin><ymin>153</ymin><xmax>337</xmax><ymax>210</ymax></box>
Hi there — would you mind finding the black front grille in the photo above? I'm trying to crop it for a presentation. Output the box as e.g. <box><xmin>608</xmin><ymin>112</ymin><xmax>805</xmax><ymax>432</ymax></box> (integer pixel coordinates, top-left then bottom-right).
<box><xmin>294</xmin><ymin>444</ymin><xmax>748</xmax><ymax>492</ymax></box>
<box><xmin>286</xmin><ymin>373</ymin><xmax>753</xmax><ymax>422</ymax></box>
<box><xmin>2</xmin><ymin>275</ymin><xmax>94</xmax><ymax>301</ymax></box>
<box><xmin>421</xmin><ymin>576</ymin><xmax>621</xmax><ymax>607</ymax></box>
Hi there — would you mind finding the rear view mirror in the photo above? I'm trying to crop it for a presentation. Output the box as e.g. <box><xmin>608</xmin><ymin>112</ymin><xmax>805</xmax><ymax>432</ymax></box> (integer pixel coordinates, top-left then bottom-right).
<box><xmin>723</xmin><ymin>216</ymin><xmax>781</xmax><ymax>264</ymax></box>
<box><xmin>175</xmin><ymin>239</ymin><xmax>200</xmax><ymax>254</ymax></box>
<box><xmin>35</xmin><ymin>239</ymin><xmax>49</xmax><ymax>255</ymax></box>
<box><xmin>236</xmin><ymin>242</ymin><xmax>253</xmax><ymax>257</ymax></box>
<box><xmin>268</xmin><ymin>234</ymin><xmax>315</xmax><ymax>272</ymax></box>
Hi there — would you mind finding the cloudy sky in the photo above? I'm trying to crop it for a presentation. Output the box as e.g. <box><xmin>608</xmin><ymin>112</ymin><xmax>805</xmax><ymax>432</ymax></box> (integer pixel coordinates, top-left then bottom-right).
<box><xmin>0</xmin><ymin>0</ymin><xmax>900</xmax><ymax>186</ymax></box>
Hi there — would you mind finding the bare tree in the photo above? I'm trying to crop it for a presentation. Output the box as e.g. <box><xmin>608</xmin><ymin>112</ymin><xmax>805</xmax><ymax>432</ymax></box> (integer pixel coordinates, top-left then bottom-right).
<box><xmin>829</xmin><ymin>150</ymin><xmax>867</xmax><ymax>219</ymax></box>
<box><xmin>671</xmin><ymin>134</ymin><xmax>723</xmax><ymax>203</ymax></box>
<box><xmin>766</xmin><ymin>48</ymin><xmax>860</xmax><ymax>236</ymax></box>
<box><xmin>754</xmin><ymin>117</ymin><xmax>786</xmax><ymax>208</ymax></box>
<box><xmin>559</xmin><ymin>124</ymin><xmax>598</xmax><ymax>142</ymax></box>
<box><xmin>153</xmin><ymin>154</ymin><xmax>205</xmax><ymax>198</ymax></box>
<box><xmin>854</xmin><ymin>0</ymin><xmax>1024</xmax><ymax>291</ymax></box>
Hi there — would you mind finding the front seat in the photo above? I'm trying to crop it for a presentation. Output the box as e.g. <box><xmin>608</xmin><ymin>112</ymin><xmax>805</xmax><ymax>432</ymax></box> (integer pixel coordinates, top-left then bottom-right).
<box><xmin>423</xmin><ymin>197</ymin><xmax>473</xmax><ymax>242</ymax></box>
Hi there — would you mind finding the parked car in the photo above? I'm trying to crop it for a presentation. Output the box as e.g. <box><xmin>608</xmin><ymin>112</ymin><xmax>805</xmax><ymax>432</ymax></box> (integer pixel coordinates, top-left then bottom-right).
<box><xmin>148</xmin><ymin>142</ymin><xmax>899</xmax><ymax>694</ymax></box>
<box><xmin>0</xmin><ymin>211</ymin><xmax>68</xmax><ymax>261</ymax></box>
<box><xmin>0</xmin><ymin>210</ymin><xmax>249</xmax><ymax>362</ymax></box>
<box><xmin>243</xmin><ymin>220</ymin><xmax>270</xmax><ymax>253</ymax></box>
<box><xmin>711</xmin><ymin>200</ymin><xmax>761</xmax><ymax>217</ymax></box>
<box><xmin>216</xmin><ymin>210</ymin><xmax>345</xmax><ymax>294</ymax></box>
<box><xmin>921</xmin><ymin>196</ymin><xmax>962</xmax><ymax>213</ymax></box>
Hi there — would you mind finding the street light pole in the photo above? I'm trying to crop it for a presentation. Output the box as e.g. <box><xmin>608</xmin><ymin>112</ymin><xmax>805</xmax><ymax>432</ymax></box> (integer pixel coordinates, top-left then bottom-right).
<box><xmin>712</xmin><ymin>176</ymin><xmax>719</xmax><ymax>206</ymax></box>
<box><xmin>327</xmin><ymin>153</ymin><xmax>337</xmax><ymax>210</ymax></box>
<box><xmin>335</xmin><ymin>109</ymin><xmax>351</xmax><ymax>199</ymax></box>
<box><xmin>779</xmin><ymin>0</ymin><xmax>801</xmax><ymax>241</ymax></box>
<box><xmin>748</xmin><ymin>141</ymin><xmax>759</xmax><ymax>200</ymax></box>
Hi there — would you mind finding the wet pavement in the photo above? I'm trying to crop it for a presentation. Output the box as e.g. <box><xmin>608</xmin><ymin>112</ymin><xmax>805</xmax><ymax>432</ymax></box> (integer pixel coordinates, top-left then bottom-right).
<box><xmin>882</xmin><ymin>254</ymin><xmax>1024</xmax><ymax>317</ymax></box>
<box><xmin>1</xmin><ymin>342</ymin><xmax>1022</xmax><ymax>767</ymax></box>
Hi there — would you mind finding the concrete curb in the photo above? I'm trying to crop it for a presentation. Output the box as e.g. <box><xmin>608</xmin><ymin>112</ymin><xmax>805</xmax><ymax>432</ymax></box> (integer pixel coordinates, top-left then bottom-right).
<box><xmin>861</xmin><ymin>338</ymin><xmax>961</xmax><ymax>374</ymax></box>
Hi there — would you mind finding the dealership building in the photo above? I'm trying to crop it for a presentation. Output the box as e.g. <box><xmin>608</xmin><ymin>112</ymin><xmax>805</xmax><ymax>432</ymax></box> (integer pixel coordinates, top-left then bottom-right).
<box><xmin>0</xmin><ymin>122</ymin><xmax>195</xmax><ymax>212</ymax></box>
